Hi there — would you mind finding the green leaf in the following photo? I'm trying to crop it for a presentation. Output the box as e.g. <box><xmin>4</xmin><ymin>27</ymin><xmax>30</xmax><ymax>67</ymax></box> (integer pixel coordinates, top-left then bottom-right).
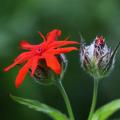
<box><xmin>10</xmin><ymin>95</ymin><xmax>69</xmax><ymax>120</ymax></box>
<box><xmin>92</xmin><ymin>99</ymin><xmax>120</xmax><ymax>120</ymax></box>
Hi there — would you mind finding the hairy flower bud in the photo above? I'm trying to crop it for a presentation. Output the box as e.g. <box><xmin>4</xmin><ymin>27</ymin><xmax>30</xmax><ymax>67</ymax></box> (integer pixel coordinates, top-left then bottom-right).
<box><xmin>80</xmin><ymin>36</ymin><xmax>120</xmax><ymax>79</ymax></box>
<box><xmin>30</xmin><ymin>54</ymin><xmax>68</xmax><ymax>85</ymax></box>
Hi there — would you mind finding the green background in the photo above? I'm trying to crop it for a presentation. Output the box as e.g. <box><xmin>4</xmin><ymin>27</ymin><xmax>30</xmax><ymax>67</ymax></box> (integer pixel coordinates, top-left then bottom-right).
<box><xmin>0</xmin><ymin>0</ymin><xmax>120</xmax><ymax>119</ymax></box>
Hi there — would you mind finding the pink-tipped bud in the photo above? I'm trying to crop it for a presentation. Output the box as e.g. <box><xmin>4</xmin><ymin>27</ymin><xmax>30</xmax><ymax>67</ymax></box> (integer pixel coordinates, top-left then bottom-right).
<box><xmin>80</xmin><ymin>36</ymin><xmax>120</xmax><ymax>79</ymax></box>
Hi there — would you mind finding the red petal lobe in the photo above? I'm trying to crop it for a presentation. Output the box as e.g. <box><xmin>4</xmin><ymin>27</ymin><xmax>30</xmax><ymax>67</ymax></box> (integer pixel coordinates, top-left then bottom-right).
<box><xmin>48</xmin><ymin>41</ymin><xmax>79</xmax><ymax>48</ymax></box>
<box><xmin>45</xmin><ymin>55</ymin><xmax>61</xmax><ymax>74</ymax></box>
<box><xmin>20</xmin><ymin>41</ymin><xmax>34</xmax><ymax>50</ymax></box>
<box><xmin>31</xmin><ymin>56</ymin><xmax>39</xmax><ymax>76</ymax></box>
<box><xmin>46</xmin><ymin>29</ymin><xmax>61</xmax><ymax>43</ymax></box>
<box><xmin>47</xmin><ymin>47</ymin><xmax>78</xmax><ymax>55</ymax></box>
<box><xmin>4</xmin><ymin>51</ymin><xmax>34</xmax><ymax>72</ymax></box>
<box><xmin>15</xmin><ymin>59</ymin><xmax>32</xmax><ymax>88</ymax></box>
<box><xmin>38</xmin><ymin>32</ymin><xmax>46</xmax><ymax>42</ymax></box>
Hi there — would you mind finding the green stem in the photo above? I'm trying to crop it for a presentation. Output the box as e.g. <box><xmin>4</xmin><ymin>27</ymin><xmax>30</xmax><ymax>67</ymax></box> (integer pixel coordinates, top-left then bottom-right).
<box><xmin>56</xmin><ymin>81</ymin><xmax>75</xmax><ymax>120</ymax></box>
<box><xmin>88</xmin><ymin>78</ymin><xmax>99</xmax><ymax>120</ymax></box>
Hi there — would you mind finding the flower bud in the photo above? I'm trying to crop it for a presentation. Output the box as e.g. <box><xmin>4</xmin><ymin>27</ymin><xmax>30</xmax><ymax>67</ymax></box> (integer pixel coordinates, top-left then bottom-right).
<box><xmin>80</xmin><ymin>36</ymin><xmax>120</xmax><ymax>79</ymax></box>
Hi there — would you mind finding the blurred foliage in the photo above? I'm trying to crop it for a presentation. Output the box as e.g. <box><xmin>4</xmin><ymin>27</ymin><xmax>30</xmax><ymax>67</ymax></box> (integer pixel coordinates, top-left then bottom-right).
<box><xmin>0</xmin><ymin>0</ymin><xmax>120</xmax><ymax>120</ymax></box>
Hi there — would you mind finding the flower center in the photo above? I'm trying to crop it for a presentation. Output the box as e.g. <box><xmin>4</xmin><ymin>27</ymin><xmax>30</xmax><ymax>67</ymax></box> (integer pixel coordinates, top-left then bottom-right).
<box><xmin>36</xmin><ymin>47</ymin><xmax>43</xmax><ymax>55</ymax></box>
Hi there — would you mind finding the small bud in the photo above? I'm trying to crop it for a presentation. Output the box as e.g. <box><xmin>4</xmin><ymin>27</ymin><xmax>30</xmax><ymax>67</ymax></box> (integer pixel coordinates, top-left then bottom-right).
<box><xmin>29</xmin><ymin>54</ymin><xmax>68</xmax><ymax>85</ymax></box>
<box><xmin>80</xmin><ymin>36</ymin><xmax>120</xmax><ymax>79</ymax></box>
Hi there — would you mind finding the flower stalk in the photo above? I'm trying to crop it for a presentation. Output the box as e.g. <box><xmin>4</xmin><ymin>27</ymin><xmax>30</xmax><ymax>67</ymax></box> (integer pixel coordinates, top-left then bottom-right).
<box><xmin>88</xmin><ymin>78</ymin><xmax>99</xmax><ymax>120</ymax></box>
<box><xmin>56</xmin><ymin>81</ymin><xmax>75</xmax><ymax>120</ymax></box>
<box><xmin>55</xmin><ymin>55</ymin><xmax>75</xmax><ymax>120</ymax></box>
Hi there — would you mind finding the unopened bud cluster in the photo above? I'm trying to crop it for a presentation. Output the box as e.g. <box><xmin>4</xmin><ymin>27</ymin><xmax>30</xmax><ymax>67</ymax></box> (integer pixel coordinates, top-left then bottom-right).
<box><xmin>80</xmin><ymin>36</ymin><xmax>115</xmax><ymax>79</ymax></box>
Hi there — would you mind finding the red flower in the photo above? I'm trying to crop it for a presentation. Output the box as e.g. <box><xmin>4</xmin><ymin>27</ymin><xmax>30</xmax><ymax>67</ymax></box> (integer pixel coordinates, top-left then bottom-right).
<box><xmin>4</xmin><ymin>29</ymin><xmax>78</xmax><ymax>88</ymax></box>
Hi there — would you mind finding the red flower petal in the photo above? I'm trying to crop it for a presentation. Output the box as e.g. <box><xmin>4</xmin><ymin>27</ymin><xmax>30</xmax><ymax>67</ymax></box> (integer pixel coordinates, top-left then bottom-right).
<box><xmin>4</xmin><ymin>52</ymin><xmax>34</xmax><ymax>71</ymax></box>
<box><xmin>15</xmin><ymin>59</ymin><xmax>32</xmax><ymax>88</ymax></box>
<box><xmin>46</xmin><ymin>47</ymin><xmax>78</xmax><ymax>55</ymax></box>
<box><xmin>20</xmin><ymin>41</ymin><xmax>35</xmax><ymax>50</ymax></box>
<box><xmin>4</xmin><ymin>61</ymin><xmax>19</xmax><ymax>72</ymax></box>
<box><xmin>15</xmin><ymin>51</ymin><xmax>34</xmax><ymax>61</ymax></box>
<box><xmin>46</xmin><ymin>29</ymin><xmax>61</xmax><ymax>43</ymax></box>
<box><xmin>45</xmin><ymin>55</ymin><xmax>61</xmax><ymax>74</ymax></box>
<box><xmin>48</xmin><ymin>41</ymin><xmax>79</xmax><ymax>48</ymax></box>
<box><xmin>38</xmin><ymin>32</ymin><xmax>46</xmax><ymax>42</ymax></box>
<box><xmin>31</xmin><ymin>56</ymin><xmax>40</xmax><ymax>76</ymax></box>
